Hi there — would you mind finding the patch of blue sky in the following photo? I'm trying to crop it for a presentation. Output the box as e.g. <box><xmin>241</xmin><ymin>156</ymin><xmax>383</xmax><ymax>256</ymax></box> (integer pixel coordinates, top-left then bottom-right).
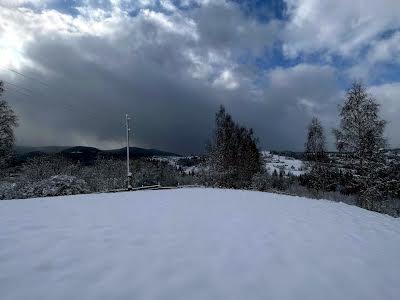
<box><xmin>229</xmin><ymin>0</ymin><xmax>288</xmax><ymax>22</ymax></box>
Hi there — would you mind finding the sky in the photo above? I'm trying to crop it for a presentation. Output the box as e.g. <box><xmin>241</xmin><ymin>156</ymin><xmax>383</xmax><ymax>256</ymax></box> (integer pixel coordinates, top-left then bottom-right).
<box><xmin>0</xmin><ymin>0</ymin><xmax>399</xmax><ymax>154</ymax></box>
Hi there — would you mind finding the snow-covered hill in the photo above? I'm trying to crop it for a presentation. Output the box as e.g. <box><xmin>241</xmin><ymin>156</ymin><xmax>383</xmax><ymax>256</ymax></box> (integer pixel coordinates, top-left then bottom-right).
<box><xmin>263</xmin><ymin>151</ymin><xmax>306</xmax><ymax>176</ymax></box>
<box><xmin>1</xmin><ymin>189</ymin><xmax>399</xmax><ymax>300</ymax></box>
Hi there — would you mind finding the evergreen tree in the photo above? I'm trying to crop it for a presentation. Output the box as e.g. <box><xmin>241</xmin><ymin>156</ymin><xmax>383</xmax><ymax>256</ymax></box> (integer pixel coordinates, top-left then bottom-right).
<box><xmin>0</xmin><ymin>81</ymin><xmax>18</xmax><ymax>173</ymax></box>
<box><xmin>333</xmin><ymin>82</ymin><xmax>387</xmax><ymax>208</ymax></box>
<box><xmin>207</xmin><ymin>105</ymin><xmax>261</xmax><ymax>188</ymax></box>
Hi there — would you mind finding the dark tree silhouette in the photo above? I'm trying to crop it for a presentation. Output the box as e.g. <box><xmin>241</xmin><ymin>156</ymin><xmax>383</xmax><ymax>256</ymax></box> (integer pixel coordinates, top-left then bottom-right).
<box><xmin>207</xmin><ymin>105</ymin><xmax>261</xmax><ymax>188</ymax></box>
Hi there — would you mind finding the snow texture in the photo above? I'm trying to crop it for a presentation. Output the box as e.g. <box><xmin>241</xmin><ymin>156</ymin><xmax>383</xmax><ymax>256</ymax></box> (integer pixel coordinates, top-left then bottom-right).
<box><xmin>1</xmin><ymin>188</ymin><xmax>399</xmax><ymax>300</ymax></box>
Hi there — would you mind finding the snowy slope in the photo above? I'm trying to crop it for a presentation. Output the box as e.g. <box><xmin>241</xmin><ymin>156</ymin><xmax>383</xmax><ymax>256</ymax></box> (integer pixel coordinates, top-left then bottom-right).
<box><xmin>1</xmin><ymin>189</ymin><xmax>400</xmax><ymax>300</ymax></box>
<box><xmin>263</xmin><ymin>151</ymin><xmax>306</xmax><ymax>176</ymax></box>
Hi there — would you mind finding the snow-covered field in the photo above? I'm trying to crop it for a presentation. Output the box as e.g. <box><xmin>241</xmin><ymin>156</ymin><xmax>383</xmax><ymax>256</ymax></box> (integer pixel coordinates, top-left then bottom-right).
<box><xmin>263</xmin><ymin>152</ymin><xmax>305</xmax><ymax>176</ymax></box>
<box><xmin>1</xmin><ymin>189</ymin><xmax>399</xmax><ymax>300</ymax></box>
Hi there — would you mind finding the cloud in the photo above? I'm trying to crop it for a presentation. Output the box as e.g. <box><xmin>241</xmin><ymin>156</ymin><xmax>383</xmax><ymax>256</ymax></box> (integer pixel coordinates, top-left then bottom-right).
<box><xmin>1</xmin><ymin>1</ymin><xmax>283</xmax><ymax>153</ymax></box>
<box><xmin>346</xmin><ymin>31</ymin><xmax>400</xmax><ymax>80</ymax></box>
<box><xmin>0</xmin><ymin>0</ymin><xmax>51</xmax><ymax>8</ymax></box>
<box><xmin>367</xmin><ymin>32</ymin><xmax>400</xmax><ymax>65</ymax></box>
<box><xmin>254</xmin><ymin>64</ymin><xmax>342</xmax><ymax>150</ymax></box>
<box><xmin>0</xmin><ymin>0</ymin><xmax>399</xmax><ymax>154</ymax></box>
<box><xmin>283</xmin><ymin>0</ymin><xmax>400</xmax><ymax>59</ymax></box>
<box><xmin>369</xmin><ymin>82</ymin><xmax>400</xmax><ymax>147</ymax></box>
<box><xmin>192</xmin><ymin>0</ymin><xmax>281</xmax><ymax>56</ymax></box>
<box><xmin>213</xmin><ymin>69</ymin><xmax>239</xmax><ymax>90</ymax></box>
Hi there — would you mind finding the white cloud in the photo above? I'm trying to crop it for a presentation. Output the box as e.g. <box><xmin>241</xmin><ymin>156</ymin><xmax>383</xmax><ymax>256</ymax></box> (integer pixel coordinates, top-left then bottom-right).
<box><xmin>160</xmin><ymin>0</ymin><xmax>177</xmax><ymax>12</ymax></box>
<box><xmin>141</xmin><ymin>9</ymin><xmax>198</xmax><ymax>40</ymax></box>
<box><xmin>283</xmin><ymin>0</ymin><xmax>400</xmax><ymax>59</ymax></box>
<box><xmin>0</xmin><ymin>0</ymin><xmax>52</xmax><ymax>8</ymax></box>
<box><xmin>369</xmin><ymin>82</ymin><xmax>400</xmax><ymax>147</ymax></box>
<box><xmin>346</xmin><ymin>31</ymin><xmax>400</xmax><ymax>80</ymax></box>
<box><xmin>0</xmin><ymin>6</ymin><xmax>125</xmax><ymax>70</ymax></box>
<box><xmin>267</xmin><ymin>64</ymin><xmax>337</xmax><ymax>94</ymax></box>
<box><xmin>213</xmin><ymin>69</ymin><xmax>239</xmax><ymax>90</ymax></box>
<box><xmin>367</xmin><ymin>32</ymin><xmax>400</xmax><ymax>65</ymax></box>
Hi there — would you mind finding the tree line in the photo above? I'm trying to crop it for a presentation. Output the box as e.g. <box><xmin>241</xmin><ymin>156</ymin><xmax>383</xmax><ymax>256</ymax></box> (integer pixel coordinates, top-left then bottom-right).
<box><xmin>303</xmin><ymin>82</ymin><xmax>399</xmax><ymax>212</ymax></box>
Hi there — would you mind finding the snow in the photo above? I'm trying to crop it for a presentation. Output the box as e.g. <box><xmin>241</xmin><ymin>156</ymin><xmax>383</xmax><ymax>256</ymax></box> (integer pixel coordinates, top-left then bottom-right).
<box><xmin>183</xmin><ymin>165</ymin><xmax>202</xmax><ymax>175</ymax></box>
<box><xmin>263</xmin><ymin>151</ymin><xmax>306</xmax><ymax>176</ymax></box>
<box><xmin>153</xmin><ymin>152</ymin><xmax>307</xmax><ymax>176</ymax></box>
<box><xmin>151</xmin><ymin>156</ymin><xmax>181</xmax><ymax>167</ymax></box>
<box><xmin>151</xmin><ymin>156</ymin><xmax>204</xmax><ymax>175</ymax></box>
<box><xmin>1</xmin><ymin>188</ymin><xmax>400</xmax><ymax>300</ymax></box>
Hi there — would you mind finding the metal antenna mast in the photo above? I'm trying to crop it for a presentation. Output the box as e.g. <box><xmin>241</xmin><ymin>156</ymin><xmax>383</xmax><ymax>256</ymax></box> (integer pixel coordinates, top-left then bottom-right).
<box><xmin>126</xmin><ymin>114</ymin><xmax>132</xmax><ymax>190</ymax></box>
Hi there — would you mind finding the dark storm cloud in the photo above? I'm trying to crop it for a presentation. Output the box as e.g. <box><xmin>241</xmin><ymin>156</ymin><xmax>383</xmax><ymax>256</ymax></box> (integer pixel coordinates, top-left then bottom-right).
<box><xmin>223</xmin><ymin>64</ymin><xmax>342</xmax><ymax>151</ymax></box>
<box><xmin>191</xmin><ymin>1</ymin><xmax>280</xmax><ymax>55</ymax></box>
<box><xmin>15</xmin><ymin>32</ymin><xmax>339</xmax><ymax>153</ymax></box>
<box><xmin>13</xmin><ymin>36</ymin><xmax>218</xmax><ymax>153</ymax></box>
<box><xmin>2</xmin><ymin>1</ymin><xmax>292</xmax><ymax>154</ymax></box>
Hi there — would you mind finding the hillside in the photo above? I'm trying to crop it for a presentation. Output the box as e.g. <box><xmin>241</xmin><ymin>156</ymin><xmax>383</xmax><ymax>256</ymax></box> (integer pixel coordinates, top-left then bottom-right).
<box><xmin>15</xmin><ymin>146</ymin><xmax>179</xmax><ymax>164</ymax></box>
<box><xmin>15</xmin><ymin>146</ymin><xmax>71</xmax><ymax>155</ymax></box>
<box><xmin>1</xmin><ymin>189</ymin><xmax>399</xmax><ymax>300</ymax></box>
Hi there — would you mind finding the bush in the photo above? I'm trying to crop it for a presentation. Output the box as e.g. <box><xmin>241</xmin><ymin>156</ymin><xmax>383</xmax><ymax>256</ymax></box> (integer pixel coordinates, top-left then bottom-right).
<box><xmin>251</xmin><ymin>172</ymin><xmax>271</xmax><ymax>191</ymax></box>
<box><xmin>20</xmin><ymin>155</ymin><xmax>79</xmax><ymax>183</ymax></box>
<box><xmin>132</xmin><ymin>159</ymin><xmax>180</xmax><ymax>187</ymax></box>
<box><xmin>285</xmin><ymin>182</ymin><xmax>358</xmax><ymax>206</ymax></box>
<box><xmin>367</xmin><ymin>197</ymin><xmax>400</xmax><ymax>217</ymax></box>
<box><xmin>0</xmin><ymin>181</ymin><xmax>19</xmax><ymax>200</ymax></box>
<box><xmin>21</xmin><ymin>175</ymin><xmax>89</xmax><ymax>198</ymax></box>
<box><xmin>79</xmin><ymin>158</ymin><xmax>126</xmax><ymax>192</ymax></box>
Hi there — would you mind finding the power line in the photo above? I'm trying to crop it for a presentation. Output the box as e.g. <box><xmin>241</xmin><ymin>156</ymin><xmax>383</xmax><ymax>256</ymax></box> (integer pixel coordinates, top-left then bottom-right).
<box><xmin>4</xmin><ymin>82</ymin><xmax>128</xmax><ymax>149</ymax></box>
<box><xmin>3</xmin><ymin>85</ymin><xmax>33</xmax><ymax>98</ymax></box>
<box><xmin>1</xmin><ymin>71</ymin><xmax>124</xmax><ymax>127</ymax></box>
<box><xmin>2</xmin><ymin>80</ymin><xmax>36</xmax><ymax>94</ymax></box>
<box><xmin>0</xmin><ymin>66</ymin><xmax>51</xmax><ymax>87</ymax></box>
<box><xmin>3</xmin><ymin>81</ymin><xmax>116</xmax><ymax>124</ymax></box>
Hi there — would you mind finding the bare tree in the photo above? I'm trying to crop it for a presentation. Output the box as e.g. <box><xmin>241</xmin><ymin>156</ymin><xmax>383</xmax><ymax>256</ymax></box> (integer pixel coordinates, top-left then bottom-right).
<box><xmin>333</xmin><ymin>82</ymin><xmax>387</xmax><ymax>208</ymax></box>
<box><xmin>20</xmin><ymin>155</ymin><xmax>79</xmax><ymax>183</ymax></box>
<box><xmin>0</xmin><ymin>81</ymin><xmax>18</xmax><ymax>172</ymax></box>
<box><xmin>304</xmin><ymin>117</ymin><xmax>330</xmax><ymax>192</ymax></box>
<box><xmin>305</xmin><ymin>117</ymin><xmax>327</xmax><ymax>162</ymax></box>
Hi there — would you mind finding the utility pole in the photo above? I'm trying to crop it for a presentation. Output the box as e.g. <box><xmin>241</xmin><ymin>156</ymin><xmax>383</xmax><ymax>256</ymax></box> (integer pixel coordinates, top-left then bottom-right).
<box><xmin>126</xmin><ymin>114</ymin><xmax>132</xmax><ymax>190</ymax></box>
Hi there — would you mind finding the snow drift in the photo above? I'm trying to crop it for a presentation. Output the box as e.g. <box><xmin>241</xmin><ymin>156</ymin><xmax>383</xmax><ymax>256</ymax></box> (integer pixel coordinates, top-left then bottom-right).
<box><xmin>1</xmin><ymin>188</ymin><xmax>399</xmax><ymax>300</ymax></box>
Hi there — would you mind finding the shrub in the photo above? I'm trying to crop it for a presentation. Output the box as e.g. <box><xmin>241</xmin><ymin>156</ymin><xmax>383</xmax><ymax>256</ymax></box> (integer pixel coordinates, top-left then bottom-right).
<box><xmin>79</xmin><ymin>158</ymin><xmax>125</xmax><ymax>192</ymax></box>
<box><xmin>21</xmin><ymin>175</ymin><xmax>89</xmax><ymax>198</ymax></box>
<box><xmin>0</xmin><ymin>181</ymin><xmax>18</xmax><ymax>200</ymax></box>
